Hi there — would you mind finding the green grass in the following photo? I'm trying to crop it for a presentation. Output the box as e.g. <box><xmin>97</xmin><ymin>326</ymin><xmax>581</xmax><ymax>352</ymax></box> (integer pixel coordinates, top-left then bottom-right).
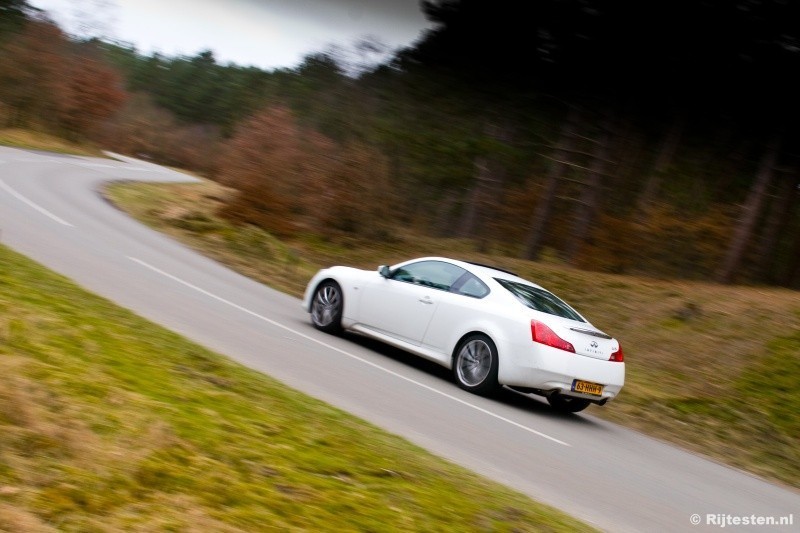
<box><xmin>0</xmin><ymin>245</ymin><xmax>593</xmax><ymax>531</ymax></box>
<box><xmin>655</xmin><ymin>329</ymin><xmax>800</xmax><ymax>482</ymax></box>
<box><xmin>104</xmin><ymin>178</ymin><xmax>800</xmax><ymax>490</ymax></box>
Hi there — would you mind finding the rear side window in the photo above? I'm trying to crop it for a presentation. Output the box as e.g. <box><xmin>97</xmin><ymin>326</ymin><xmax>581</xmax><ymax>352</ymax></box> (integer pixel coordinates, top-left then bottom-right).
<box><xmin>452</xmin><ymin>273</ymin><xmax>490</xmax><ymax>298</ymax></box>
<box><xmin>495</xmin><ymin>279</ymin><xmax>585</xmax><ymax>322</ymax></box>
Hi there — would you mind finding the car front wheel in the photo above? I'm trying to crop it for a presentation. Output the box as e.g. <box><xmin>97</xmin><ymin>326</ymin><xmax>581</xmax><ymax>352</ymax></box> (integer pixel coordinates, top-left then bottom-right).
<box><xmin>547</xmin><ymin>394</ymin><xmax>591</xmax><ymax>413</ymax></box>
<box><xmin>310</xmin><ymin>280</ymin><xmax>343</xmax><ymax>334</ymax></box>
<box><xmin>453</xmin><ymin>334</ymin><xmax>499</xmax><ymax>395</ymax></box>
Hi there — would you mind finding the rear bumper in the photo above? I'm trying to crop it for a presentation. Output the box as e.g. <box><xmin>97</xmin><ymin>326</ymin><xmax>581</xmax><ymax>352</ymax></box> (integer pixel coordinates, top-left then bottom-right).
<box><xmin>500</xmin><ymin>343</ymin><xmax>625</xmax><ymax>402</ymax></box>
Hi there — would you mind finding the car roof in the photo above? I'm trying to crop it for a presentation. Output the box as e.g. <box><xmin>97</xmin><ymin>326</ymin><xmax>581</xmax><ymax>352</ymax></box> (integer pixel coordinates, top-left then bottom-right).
<box><xmin>397</xmin><ymin>256</ymin><xmax>544</xmax><ymax>288</ymax></box>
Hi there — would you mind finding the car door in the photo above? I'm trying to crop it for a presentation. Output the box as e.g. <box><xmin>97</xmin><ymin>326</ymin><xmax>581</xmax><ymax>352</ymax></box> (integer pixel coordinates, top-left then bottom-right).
<box><xmin>357</xmin><ymin>260</ymin><xmax>467</xmax><ymax>345</ymax></box>
<box><xmin>421</xmin><ymin>271</ymin><xmax>491</xmax><ymax>353</ymax></box>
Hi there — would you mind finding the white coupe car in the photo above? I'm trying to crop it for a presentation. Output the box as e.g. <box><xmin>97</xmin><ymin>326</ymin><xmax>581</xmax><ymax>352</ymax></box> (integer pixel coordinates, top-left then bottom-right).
<box><xmin>302</xmin><ymin>257</ymin><xmax>624</xmax><ymax>413</ymax></box>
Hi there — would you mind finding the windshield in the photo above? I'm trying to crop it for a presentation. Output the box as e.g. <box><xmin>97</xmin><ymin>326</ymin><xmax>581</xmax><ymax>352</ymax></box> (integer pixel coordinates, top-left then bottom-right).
<box><xmin>495</xmin><ymin>279</ymin><xmax>585</xmax><ymax>322</ymax></box>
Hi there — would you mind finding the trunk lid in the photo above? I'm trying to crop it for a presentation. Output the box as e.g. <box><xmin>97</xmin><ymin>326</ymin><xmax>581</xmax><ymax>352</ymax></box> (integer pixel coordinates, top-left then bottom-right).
<box><xmin>550</xmin><ymin>317</ymin><xmax>618</xmax><ymax>360</ymax></box>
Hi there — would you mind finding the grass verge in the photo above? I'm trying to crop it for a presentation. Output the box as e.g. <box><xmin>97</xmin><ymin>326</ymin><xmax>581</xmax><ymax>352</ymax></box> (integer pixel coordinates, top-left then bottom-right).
<box><xmin>0</xmin><ymin>244</ymin><xmax>592</xmax><ymax>531</ymax></box>
<box><xmin>104</xmin><ymin>178</ymin><xmax>800</xmax><ymax>490</ymax></box>
<box><xmin>0</xmin><ymin>128</ymin><xmax>104</xmax><ymax>157</ymax></box>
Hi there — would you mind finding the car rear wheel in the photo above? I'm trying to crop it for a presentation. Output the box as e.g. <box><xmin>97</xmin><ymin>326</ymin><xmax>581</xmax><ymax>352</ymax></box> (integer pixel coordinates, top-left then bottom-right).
<box><xmin>310</xmin><ymin>281</ymin><xmax>343</xmax><ymax>334</ymax></box>
<box><xmin>453</xmin><ymin>334</ymin><xmax>499</xmax><ymax>395</ymax></box>
<box><xmin>547</xmin><ymin>394</ymin><xmax>591</xmax><ymax>413</ymax></box>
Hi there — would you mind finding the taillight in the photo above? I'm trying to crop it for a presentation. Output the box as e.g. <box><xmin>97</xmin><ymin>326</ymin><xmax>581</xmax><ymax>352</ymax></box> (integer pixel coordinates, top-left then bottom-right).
<box><xmin>531</xmin><ymin>319</ymin><xmax>575</xmax><ymax>353</ymax></box>
<box><xmin>610</xmin><ymin>344</ymin><xmax>624</xmax><ymax>362</ymax></box>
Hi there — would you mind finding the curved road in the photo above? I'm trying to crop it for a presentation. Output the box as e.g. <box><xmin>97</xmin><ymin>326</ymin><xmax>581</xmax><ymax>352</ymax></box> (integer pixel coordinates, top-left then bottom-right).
<box><xmin>0</xmin><ymin>146</ymin><xmax>797</xmax><ymax>532</ymax></box>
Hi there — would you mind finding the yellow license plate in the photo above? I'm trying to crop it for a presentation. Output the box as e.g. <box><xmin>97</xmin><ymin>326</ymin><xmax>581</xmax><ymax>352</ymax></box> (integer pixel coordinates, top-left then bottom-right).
<box><xmin>572</xmin><ymin>380</ymin><xmax>604</xmax><ymax>396</ymax></box>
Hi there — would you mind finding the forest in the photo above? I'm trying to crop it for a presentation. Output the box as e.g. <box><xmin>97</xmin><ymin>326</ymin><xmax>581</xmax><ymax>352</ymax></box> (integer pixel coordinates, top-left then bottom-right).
<box><xmin>1</xmin><ymin>0</ymin><xmax>799</xmax><ymax>288</ymax></box>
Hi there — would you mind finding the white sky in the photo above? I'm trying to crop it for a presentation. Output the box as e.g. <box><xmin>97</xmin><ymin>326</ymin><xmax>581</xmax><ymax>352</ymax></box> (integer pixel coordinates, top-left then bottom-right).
<box><xmin>28</xmin><ymin>0</ymin><xmax>434</xmax><ymax>70</ymax></box>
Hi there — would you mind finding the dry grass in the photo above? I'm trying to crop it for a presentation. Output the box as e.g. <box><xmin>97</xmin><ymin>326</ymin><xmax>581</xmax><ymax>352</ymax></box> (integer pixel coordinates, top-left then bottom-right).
<box><xmin>105</xmin><ymin>178</ymin><xmax>800</xmax><ymax>490</ymax></box>
<box><xmin>0</xmin><ymin>128</ymin><xmax>104</xmax><ymax>157</ymax></box>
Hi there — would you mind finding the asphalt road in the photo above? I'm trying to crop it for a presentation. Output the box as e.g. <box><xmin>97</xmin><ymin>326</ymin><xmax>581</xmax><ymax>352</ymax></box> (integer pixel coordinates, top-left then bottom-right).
<box><xmin>1</xmin><ymin>146</ymin><xmax>797</xmax><ymax>532</ymax></box>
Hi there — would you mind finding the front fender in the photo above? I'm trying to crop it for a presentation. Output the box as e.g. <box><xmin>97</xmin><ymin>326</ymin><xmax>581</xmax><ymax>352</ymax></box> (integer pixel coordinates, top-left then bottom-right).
<box><xmin>302</xmin><ymin>266</ymin><xmax>375</xmax><ymax>323</ymax></box>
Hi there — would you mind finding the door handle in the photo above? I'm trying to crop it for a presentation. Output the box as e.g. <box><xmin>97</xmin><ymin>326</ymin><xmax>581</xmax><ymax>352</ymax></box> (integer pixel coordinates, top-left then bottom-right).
<box><xmin>418</xmin><ymin>297</ymin><xmax>433</xmax><ymax>304</ymax></box>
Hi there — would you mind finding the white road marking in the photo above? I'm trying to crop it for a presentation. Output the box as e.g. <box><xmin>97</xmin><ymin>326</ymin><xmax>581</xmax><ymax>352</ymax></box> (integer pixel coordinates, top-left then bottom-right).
<box><xmin>128</xmin><ymin>256</ymin><xmax>571</xmax><ymax>447</ymax></box>
<box><xmin>76</xmin><ymin>163</ymin><xmax>119</xmax><ymax>169</ymax></box>
<box><xmin>76</xmin><ymin>162</ymin><xmax>154</xmax><ymax>172</ymax></box>
<box><xmin>10</xmin><ymin>157</ymin><xmax>63</xmax><ymax>164</ymax></box>
<box><xmin>0</xmin><ymin>178</ymin><xmax>74</xmax><ymax>227</ymax></box>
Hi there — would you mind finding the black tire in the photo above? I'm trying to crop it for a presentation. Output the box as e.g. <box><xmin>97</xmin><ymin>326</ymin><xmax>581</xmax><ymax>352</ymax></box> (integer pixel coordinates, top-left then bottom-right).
<box><xmin>310</xmin><ymin>280</ymin><xmax>343</xmax><ymax>334</ymax></box>
<box><xmin>547</xmin><ymin>395</ymin><xmax>591</xmax><ymax>413</ymax></box>
<box><xmin>453</xmin><ymin>334</ymin><xmax>499</xmax><ymax>395</ymax></box>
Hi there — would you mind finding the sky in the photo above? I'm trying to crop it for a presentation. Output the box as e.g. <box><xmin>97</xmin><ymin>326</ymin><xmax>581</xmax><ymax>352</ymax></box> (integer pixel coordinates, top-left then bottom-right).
<box><xmin>28</xmin><ymin>0</ymin><xmax>434</xmax><ymax>71</ymax></box>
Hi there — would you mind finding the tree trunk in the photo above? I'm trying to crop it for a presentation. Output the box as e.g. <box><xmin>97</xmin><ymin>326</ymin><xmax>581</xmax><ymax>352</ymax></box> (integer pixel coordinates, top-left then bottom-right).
<box><xmin>566</xmin><ymin>117</ymin><xmax>613</xmax><ymax>264</ymax></box>
<box><xmin>434</xmin><ymin>190</ymin><xmax>459</xmax><ymax>237</ymax></box>
<box><xmin>782</xmin><ymin>220</ymin><xmax>800</xmax><ymax>288</ymax></box>
<box><xmin>522</xmin><ymin>106</ymin><xmax>580</xmax><ymax>260</ymax></box>
<box><xmin>458</xmin><ymin>155</ymin><xmax>490</xmax><ymax>237</ymax></box>
<box><xmin>779</xmin><ymin>182</ymin><xmax>800</xmax><ymax>287</ymax></box>
<box><xmin>754</xmin><ymin>172</ymin><xmax>796</xmax><ymax>282</ymax></box>
<box><xmin>458</xmin><ymin>120</ymin><xmax>512</xmax><ymax>242</ymax></box>
<box><xmin>635</xmin><ymin>113</ymin><xmax>684</xmax><ymax>216</ymax></box>
<box><xmin>715</xmin><ymin>135</ymin><xmax>781</xmax><ymax>284</ymax></box>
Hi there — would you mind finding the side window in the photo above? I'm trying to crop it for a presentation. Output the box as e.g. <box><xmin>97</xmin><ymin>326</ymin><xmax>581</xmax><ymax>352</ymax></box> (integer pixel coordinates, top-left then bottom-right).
<box><xmin>391</xmin><ymin>261</ymin><xmax>466</xmax><ymax>291</ymax></box>
<box><xmin>391</xmin><ymin>267</ymin><xmax>415</xmax><ymax>283</ymax></box>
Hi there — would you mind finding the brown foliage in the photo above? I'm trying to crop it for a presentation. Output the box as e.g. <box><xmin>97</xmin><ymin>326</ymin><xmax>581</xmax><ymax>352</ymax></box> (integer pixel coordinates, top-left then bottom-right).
<box><xmin>217</xmin><ymin>106</ymin><xmax>322</xmax><ymax>236</ymax></box>
<box><xmin>0</xmin><ymin>20</ymin><xmax>67</xmax><ymax>127</ymax></box>
<box><xmin>95</xmin><ymin>93</ymin><xmax>220</xmax><ymax>173</ymax></box>
<box><xmin>57</xmin><ymin>50</ymin><xmax>127</xmax><ymax>138</ymax></box>
<box><xmin>217</xmin><ymin>105</ymin><xmax>396</xmax><ymax>239</ymax></box>
<box><xmin>0</xmin><ymin>20</ymin><xmax>126</xmax><ymax>138</ymax></box>
<box><xmin>582</xmin><ymin>206</ymin><xmax>734</xmax><ymax>278</ymax></box>
<box><xmin>313</xmin><ymin>139</ymin><xmax>394</xmax><ymax>237</ymax></box>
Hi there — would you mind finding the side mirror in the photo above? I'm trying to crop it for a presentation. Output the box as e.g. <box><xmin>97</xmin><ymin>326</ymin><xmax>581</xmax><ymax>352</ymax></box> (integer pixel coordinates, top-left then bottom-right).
<box><xmin>378</xmin><ymin>265</ymin><xmax>391</xmax><ymax>278</ymax></box>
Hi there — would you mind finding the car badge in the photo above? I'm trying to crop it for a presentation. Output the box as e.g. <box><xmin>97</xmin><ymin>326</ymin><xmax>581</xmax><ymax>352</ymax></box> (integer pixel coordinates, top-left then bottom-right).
<box><xmin>590</xmin><ymin>341</ymin><xmax>599</xmax><ymax>348</ymax></box>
